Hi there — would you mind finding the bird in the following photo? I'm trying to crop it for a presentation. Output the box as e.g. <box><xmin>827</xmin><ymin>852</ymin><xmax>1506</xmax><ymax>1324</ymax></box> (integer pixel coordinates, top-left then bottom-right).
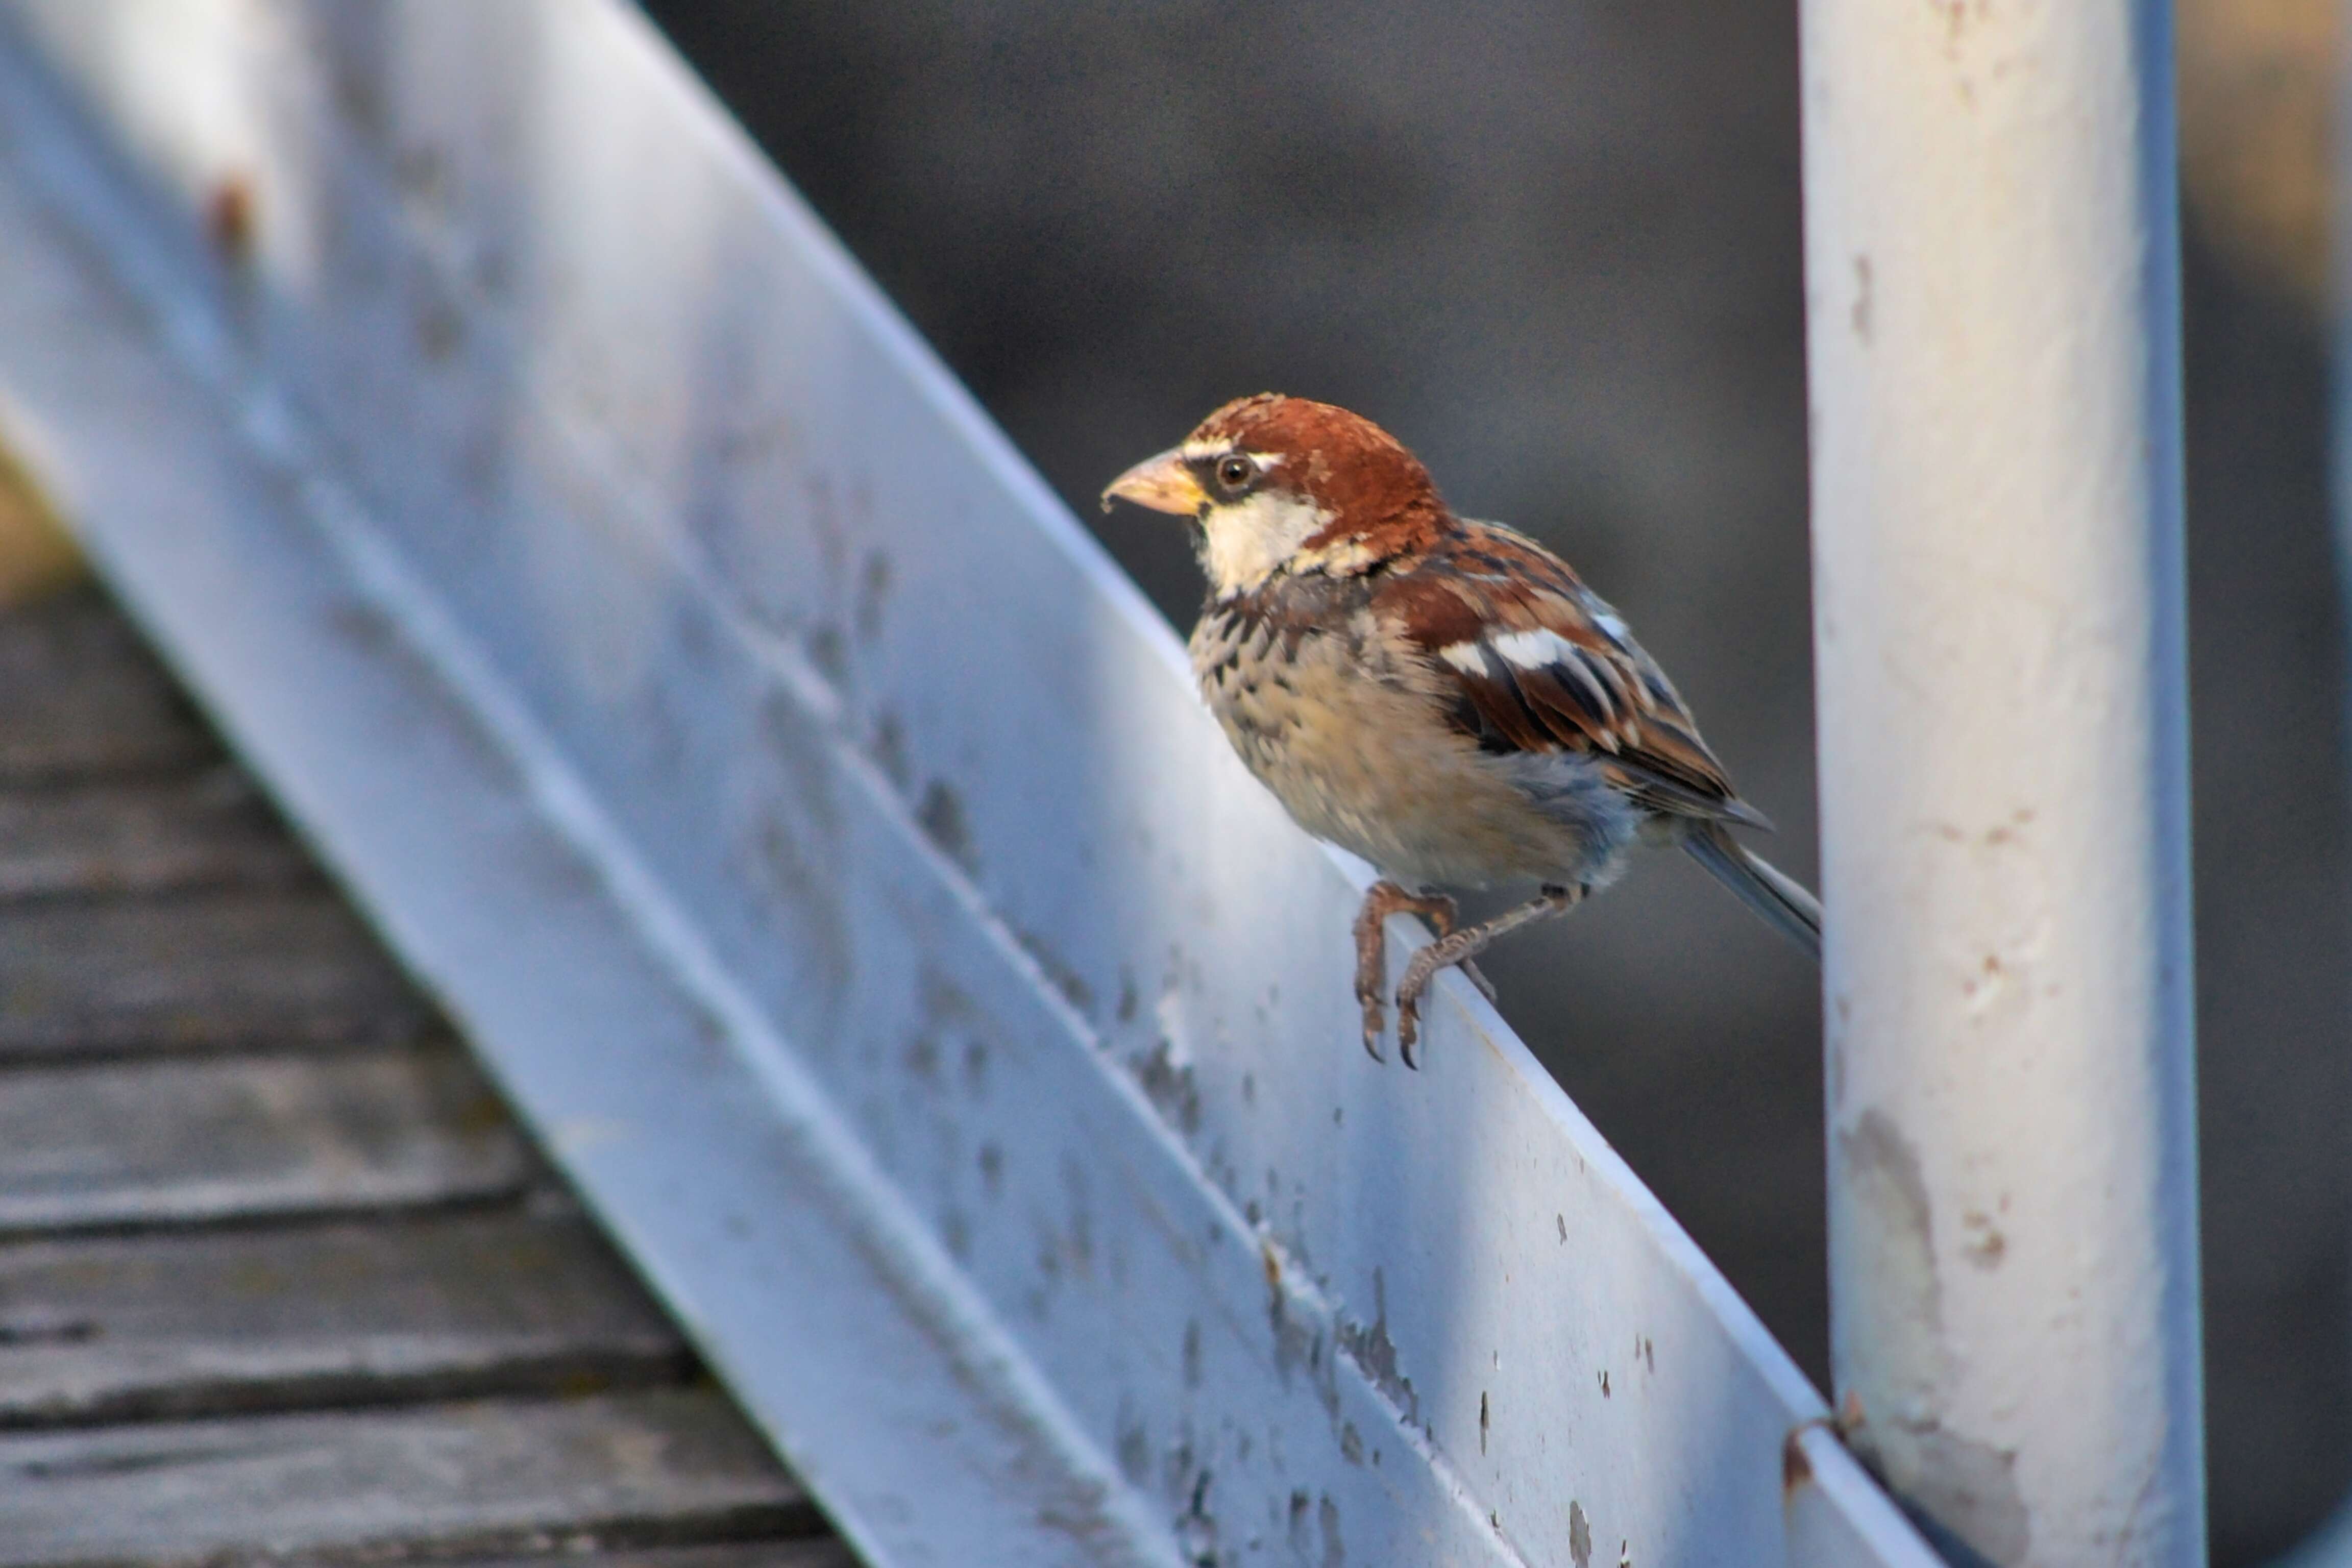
<box><xmin>1102</xmin><ymin>393</ymin><xmax>1819</xmax><ymax>1068</ymax></box>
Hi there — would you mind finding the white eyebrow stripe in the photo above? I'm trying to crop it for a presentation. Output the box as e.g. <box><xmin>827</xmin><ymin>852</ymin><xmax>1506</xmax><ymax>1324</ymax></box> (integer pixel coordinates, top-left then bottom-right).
<box><xmin>1179</xmin><ymin>442</ymin><xmax>1287</xmax><ymax>471</ymax></box>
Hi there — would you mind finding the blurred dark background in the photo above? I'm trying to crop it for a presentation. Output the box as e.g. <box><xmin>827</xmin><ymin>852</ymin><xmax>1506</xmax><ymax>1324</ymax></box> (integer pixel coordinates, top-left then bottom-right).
<box><xmin>637</xmin><ymin>4</ymin><xmax>2350</xmax><ymax>1561</ymax></box>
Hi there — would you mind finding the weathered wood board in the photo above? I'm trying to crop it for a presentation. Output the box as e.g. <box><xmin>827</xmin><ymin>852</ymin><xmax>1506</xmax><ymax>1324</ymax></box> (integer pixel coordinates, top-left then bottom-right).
<box><xmin>0</xmin><ymin>1206</ymin><xmax>689</xmax><ymax>1425</ymax></box>
<box><xmin>0</xmin><ymin>1388</ymin><xmax>817</xmax><ymax>1565</ymax></box>
<box><xmin>0</xmin><ymin>770</ymin><xmax>312</xmax><ymax>900</ymax></box>
<box><xmin>0</xmin><ymin>589</ymin><xmax>214</xmax><ymax>785</ymax></box>
<box><xmin>0</xmin><ymin>571</ymin><xmax>851</xmax><ymax>1563</ymax></box>
<box><xmin>0</xmin><ymin>1050</ymin><xmax>532</xmax><ymax>1233</ymax></box>
<box><xmin>0</xmin><ymin>889</ymin><xmax>434</xmax><ymax>1059</ymax></box>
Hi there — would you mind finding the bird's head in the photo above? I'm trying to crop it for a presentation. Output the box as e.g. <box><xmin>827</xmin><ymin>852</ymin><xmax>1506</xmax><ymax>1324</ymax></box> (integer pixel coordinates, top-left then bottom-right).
<box><xmin>1101</xmin><ymin>394</ymin><xmax>1450</xmax><ymax>599</ymax></box>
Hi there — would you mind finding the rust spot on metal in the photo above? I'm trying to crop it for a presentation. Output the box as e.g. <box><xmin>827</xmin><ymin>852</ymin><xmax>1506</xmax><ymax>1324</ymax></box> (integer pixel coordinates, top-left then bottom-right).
<box><xmin>1261</xmin><ymin>1239</ymin><xmax>1282</xmax><ymax>1290</ymax></box>
<box><xmin>207</xmin><ymin>175</ymin><xmax>257</xmax><ymax>264</ymax></box>
<box><xmin>1783</xmin><ymin>1427</ymin><xmax>1814</xmax><ymax>1494</ymax></box>
<box><xmin>1963</xmin><ymin>1207</ymin><xmax>2008</xmax><ymax>1268</ymax></box>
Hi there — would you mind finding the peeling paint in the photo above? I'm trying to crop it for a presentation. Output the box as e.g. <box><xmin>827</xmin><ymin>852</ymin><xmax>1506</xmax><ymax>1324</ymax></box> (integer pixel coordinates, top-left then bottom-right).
<box><xmin>1263</xmin><ymin>1242</ymin><xmax>1338</xmax><ymax>1421</ymax></box>
<box><xmin>1131</xmin><ymin>1034</ymin><xmax>1203</xmax><ymax>1138</ymax></box>
<box><xmin>1115</xmin><ymin>1406</ymin><xmax>1149</xmax><ymax>1485</ymax></box>
<box><xmin>1334</xmin><ymin>1268</ymin><xmax>1418</xmax><ymax>1427</ymax></box>
<box><xmin>1318</xmin><ymin>1492</ymin><xmax>1344</xmax><ymax>1568</ymax></box>
<box><xmin>866</xmin><ymin>708</ymin><xmax>910</xmax><ymax>788</ymax></box>
<box><xmin>916</xmin><ymin>778</ymin><xmax>974</xmax><ymax>873</ymax></box>
<box><xmin>1016</xmin><ymin>925</ymin><xmax>1095</xmax><ymax>1015</ymax></box>
<box><xmin>1960</xmin><ymin>1205</ymin><xmax>2006</xmax><ymax>1268</ymax></box>
<box><xmin>855</xmin><ymin>548</ymin><xmax>891</xmax><ymax>641</ymax></box>
<box><xmin>1837</xmin><ymin>1106</ymin><xmax>1942</xmax><ymax>1389</ymax></box>
<box><xmin>1893</xmin><ymin>1420</ymin><xmax>2029</xmax><ymax>1567</ymax></box>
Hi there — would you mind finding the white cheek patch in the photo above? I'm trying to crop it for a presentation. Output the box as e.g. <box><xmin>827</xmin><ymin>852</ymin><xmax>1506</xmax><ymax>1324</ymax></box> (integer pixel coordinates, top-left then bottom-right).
<box><xmin>1198</xmin><ymin>491</ymin><xmax>1331</xmax><ymax>595</ymax></box>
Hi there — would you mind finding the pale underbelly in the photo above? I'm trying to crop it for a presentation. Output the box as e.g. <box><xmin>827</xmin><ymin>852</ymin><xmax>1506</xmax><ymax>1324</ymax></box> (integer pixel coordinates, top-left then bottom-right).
<box><xmin>1200</xmin><ymin>661</ymin><xmax>1638</xmax><ymax>890</ymax></box>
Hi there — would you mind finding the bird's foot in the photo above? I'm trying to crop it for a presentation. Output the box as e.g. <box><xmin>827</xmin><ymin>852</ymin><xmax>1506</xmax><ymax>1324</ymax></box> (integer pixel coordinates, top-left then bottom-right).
<box><xmin>1393</xmin><ymin>884</ymin><xmax>1583</xmax><ymax>1069</ymax></box>
<box><xmin>1352</xmin><ymin>881</ymin><xmax>1459</xmax><ymax>1064</ymax></box>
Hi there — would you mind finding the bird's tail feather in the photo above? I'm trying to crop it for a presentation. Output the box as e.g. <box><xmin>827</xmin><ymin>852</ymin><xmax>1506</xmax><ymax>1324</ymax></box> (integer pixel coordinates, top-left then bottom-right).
<box><xmin>1682</xmin><ymin>823</ymin><xmax>1821</xmax><ymax>961</ymax></box>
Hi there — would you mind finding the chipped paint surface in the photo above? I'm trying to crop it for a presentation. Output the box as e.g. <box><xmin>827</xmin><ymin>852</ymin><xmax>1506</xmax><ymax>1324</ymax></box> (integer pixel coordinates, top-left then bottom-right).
<box><xmin>0</xmin><ymin>5</ymin><xmax>1941</xmax><ymax>1565</ymax></box>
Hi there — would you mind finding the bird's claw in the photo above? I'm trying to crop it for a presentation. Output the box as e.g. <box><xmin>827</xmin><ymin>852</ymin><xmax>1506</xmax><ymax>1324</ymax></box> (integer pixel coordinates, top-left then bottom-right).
<box><xmin>1352</xmin><ymin>880</ymin><xmax>1465</xmax><ymax>1069</ymax></box>
<box><xmin>1392</xmin><ymin>944</ymin><xmax>1451</xmax><ymax>1070</ymax></box>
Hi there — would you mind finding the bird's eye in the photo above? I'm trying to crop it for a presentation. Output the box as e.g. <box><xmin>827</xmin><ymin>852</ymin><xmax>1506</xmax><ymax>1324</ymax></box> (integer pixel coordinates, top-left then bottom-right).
<box><xmin>1216</xmin><ymin>455</ymin><xmax>1254</xmax><ymax>491</ymax></box>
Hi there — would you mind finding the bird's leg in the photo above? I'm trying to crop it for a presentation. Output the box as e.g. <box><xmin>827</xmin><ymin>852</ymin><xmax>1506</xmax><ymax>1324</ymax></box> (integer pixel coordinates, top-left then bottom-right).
<box><xmin>1352</xmin><ymin>880</ymin><xmax>1460</xmax><ymax>1063</ymax></box>
<box><xmin>1394</xmin><ymin>883</ymin><xmax>1585</xmax><ymax>1068</ymax></box>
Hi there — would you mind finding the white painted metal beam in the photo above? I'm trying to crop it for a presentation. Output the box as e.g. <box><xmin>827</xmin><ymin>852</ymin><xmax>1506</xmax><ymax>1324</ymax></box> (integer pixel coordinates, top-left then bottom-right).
<box><xmin>0</xmin><ymin>5</ymin><xmax>1938</xmax><ymax>1564</ymax></box>
<box><xmin>1799</xmin><ymin>2</ymin><xmax>2203</xmax><ymax>1563</ymax></box>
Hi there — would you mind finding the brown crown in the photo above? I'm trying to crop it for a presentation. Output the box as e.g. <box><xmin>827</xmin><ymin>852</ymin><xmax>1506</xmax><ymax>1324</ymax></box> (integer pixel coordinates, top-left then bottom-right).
<box><xmin>1192</xmin><ymin>395</ymin><xmax>1448</xmax><ymax>541</ymax></box>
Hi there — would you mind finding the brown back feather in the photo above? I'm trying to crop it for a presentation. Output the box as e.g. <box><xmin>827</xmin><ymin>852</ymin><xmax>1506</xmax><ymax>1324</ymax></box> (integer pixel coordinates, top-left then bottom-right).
<box><xmin>1377</xmin><ymin>522</ymin><xmax>1766</xmax><ymax>829</ymax></box>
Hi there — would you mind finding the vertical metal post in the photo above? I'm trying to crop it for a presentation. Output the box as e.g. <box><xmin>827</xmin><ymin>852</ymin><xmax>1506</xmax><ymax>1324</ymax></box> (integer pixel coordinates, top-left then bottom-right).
<box><xmin>1798</xmin><ymin>4</ymin><xmax>2202</xmax><ymax>1566</ymax></box>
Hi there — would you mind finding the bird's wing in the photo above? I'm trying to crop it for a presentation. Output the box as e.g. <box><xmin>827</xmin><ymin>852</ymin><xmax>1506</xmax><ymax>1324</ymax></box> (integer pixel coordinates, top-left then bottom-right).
<box><xmin>1377</xmin><ymin>523</ymin><xmax>1769</xmax><ymax>830</ymax></box>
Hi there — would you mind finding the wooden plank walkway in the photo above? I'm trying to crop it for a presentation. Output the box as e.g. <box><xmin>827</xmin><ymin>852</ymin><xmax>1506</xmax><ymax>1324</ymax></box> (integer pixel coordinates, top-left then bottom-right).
<box><xmin>0</xmin><ymin>586</ymin><xmax>860</xmax><ymax>1565</ymax></box>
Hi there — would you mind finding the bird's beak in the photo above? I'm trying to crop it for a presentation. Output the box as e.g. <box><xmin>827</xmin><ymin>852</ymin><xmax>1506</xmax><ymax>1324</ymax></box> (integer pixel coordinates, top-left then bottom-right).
<box><xmin>1100</xmin><ymin>449</ymin><xmax>1206</xmax><ymax>516</ymax></box>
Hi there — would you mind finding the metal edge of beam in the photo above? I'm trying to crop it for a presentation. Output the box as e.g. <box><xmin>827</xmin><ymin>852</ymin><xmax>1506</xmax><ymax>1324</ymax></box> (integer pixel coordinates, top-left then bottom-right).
<box><xmin>0</xmin><ymin>6</ymin><xmax>1939</xmax><ymax>1565</ymax></box>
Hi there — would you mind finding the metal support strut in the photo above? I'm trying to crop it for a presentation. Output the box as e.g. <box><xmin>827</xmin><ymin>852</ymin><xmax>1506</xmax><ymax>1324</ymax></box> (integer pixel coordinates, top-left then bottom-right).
<box><xmin>1799</xmin><ymin>2</ymin><xmax>2203</xmax><ymax>1563</ymax></box>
